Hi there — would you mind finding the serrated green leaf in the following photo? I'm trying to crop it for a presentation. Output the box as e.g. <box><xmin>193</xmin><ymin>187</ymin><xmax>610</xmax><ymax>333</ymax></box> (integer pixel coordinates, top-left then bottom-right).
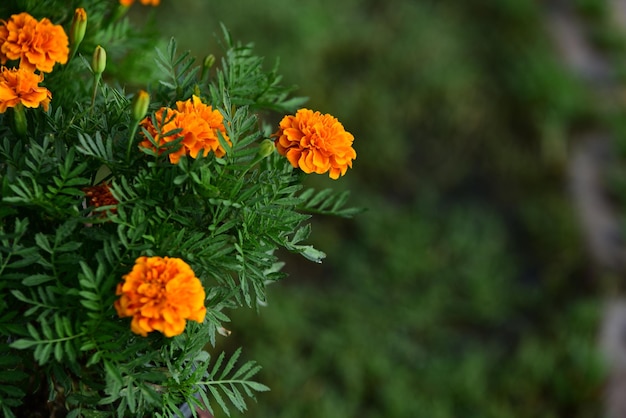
<box><xmin>62</xmin><ymin>316</ymin><xmax>73</xmax><ymax>337</ymax></box>
<box><xmin>54</xmin><ymin>315</ymin><xmax>65</xmax><ymax>338</ymax></box>
<box><xmin>41</xmin><ymin>318</ymin><xmax>53</xmax><ymax>339</ymax></box>
<box><xmin>0</xmin><ymin>371</ymin><xmax>28</xmax><ymax>383</ymax></box>
<box><xmin>222</xmin><ymin>384</ymin><xmax>245</xmax><ymax>412</ymax></box>
<box><xmin>54</xmin><ymin>342</ymin><xmax>63</xmax><ymax>362</ymax></box>
<box><xmin>26</xmin><ymin>323</ymin><xmax>40</xmax><ymax>340</ymax></box>
<box><xmin>34</xmin><ymin>234</ymin><xmax>52</xmax><ymax>253</ymax></box>
<box><xmin>207</xmin><ymin>386</ymin><xmax>230</xmax><ymax>417</ymax></box>
<box><xmin>220</xmin><ymin>348</ymin><xmax>242</xmax><ymax>380</ymax></box>
<box><xmin>56</xmin><ymin>242</ymin><xmax>82</xmax><ymax>252</ymax></box>
<box><xmin>231</xmin><ymin>361</ymin><xmax>255</xmax><ymax>380</ymax></box>
<box><xmin>80</xmin><ymin>300</ymin><xmax>100</xmax><ymax>311</ymax></box>
<box><xmin>86</xmin><ymin>350</ymin><xmax>101</xmax><ymax>367</ymax></box>
<box><xmin>210</xmin><ymin>352</ymin><xmax>225</xmax><ymax>379</ymax></box>
<box><xmin>9</xmin><ymin>339</ymin><xmax>38</xmax><ymax>350</ymax></box>
<box><xmin>37</xmin><ymin>343</ymin><xmax>52</xmax><ymax>365</ymax></box>
<box><xmin>245</xmin><ymin>381</ymin><xmax>270</xmax><ymax>392</ymax></box>
<box><xmin>7</xmin><ymin>256</ymin><xmax>39</xmax><ymax>269</ymax></box>
<box><xmin>126</xmin><ymin>382</ymin><xmax>137</xmax><ymax>413</ymax></box>
<box><xmin>78</xmin><ymin>290</ymin><xmax>100</xmax><ymax>301</ymax></box>
<box><xmin>104</xmin><ymin>360</ymin><xmax>123</xmax><ymax>389</ymax></box>
<box><xmin>10</xmin><ymin>290</ymin><xmax>31</xmax><ymax>304</ymax></box>
<box><xmin>21</xmin><ymin>274</ymin><xmax>54</xmax><ymax>286</ymax></box>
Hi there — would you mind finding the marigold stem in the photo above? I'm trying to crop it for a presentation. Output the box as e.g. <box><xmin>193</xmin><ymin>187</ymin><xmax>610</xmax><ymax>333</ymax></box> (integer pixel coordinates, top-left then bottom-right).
<box><xmin>127</xmin><ymin>121</ymin><xmax>140</xmax><ymax>162</ymax></box>
<box><xmin>90</xmin><ymin>74</ymin><xmax>100</xmax><ymax>115</ymax></box>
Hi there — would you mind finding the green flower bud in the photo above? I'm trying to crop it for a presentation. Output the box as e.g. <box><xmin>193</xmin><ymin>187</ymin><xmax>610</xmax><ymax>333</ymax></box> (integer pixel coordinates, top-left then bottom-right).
<box><xmin>70</xmin><ymin>8</ymin><xmax>87</xmax><ymax>50</ymax></box>
<box><xmin>131</xmin><ymin>90</ymin><xmax>150</xmax><ymax>121</ymax></box>
<box><xmin>200</xmin><ymin>54</ymin><xmax>216</xmax><ymax>81</ymax></box>
<box><xmin>256</xmin><ymin>139</ymin><xmax>275</xmax><ymax>159</ymax></box>
<box><xmin>203</xmin><ymin>54</ymin><xmax>215</xmax><ymax>69</ymax></box>
<box><xmin>92</xmin><ymin>45</ymin><xmax>106</xmax><ymax>75</ymax></box>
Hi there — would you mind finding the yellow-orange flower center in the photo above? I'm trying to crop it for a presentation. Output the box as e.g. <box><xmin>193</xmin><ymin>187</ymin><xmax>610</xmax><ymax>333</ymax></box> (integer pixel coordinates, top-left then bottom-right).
<box><xmin>274</xmin><ymin>108</ymin><xmax>356</xmax><ymax>179</ymax></box>
<box><xmin>114</xmin><ymin>256</ymin><xmax>206</xmax><ymax>337</ymax></box>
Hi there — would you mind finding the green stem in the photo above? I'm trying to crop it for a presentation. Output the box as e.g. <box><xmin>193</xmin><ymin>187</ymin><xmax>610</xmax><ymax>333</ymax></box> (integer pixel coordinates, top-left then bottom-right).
<box><xmin>34</xmin><ymin>332</ymin><xmax>86</xmax><ymax>344</ymax></box>
<box><xmin>126</xmin><ymin>121</ymin><xmax>140</xmax><ymax>162</ymax></box>
<box><xmin>90</xmin><ymin>73</ymin><xmax>101</xmax><ymax>115</ymax></box>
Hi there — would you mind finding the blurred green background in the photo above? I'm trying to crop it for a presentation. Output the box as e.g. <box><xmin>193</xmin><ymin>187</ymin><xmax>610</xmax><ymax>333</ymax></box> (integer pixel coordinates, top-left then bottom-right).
<box><xmin>138</xmin><ymin>0</ymin><xmax>619</xmax><ymax>416</ymax></box>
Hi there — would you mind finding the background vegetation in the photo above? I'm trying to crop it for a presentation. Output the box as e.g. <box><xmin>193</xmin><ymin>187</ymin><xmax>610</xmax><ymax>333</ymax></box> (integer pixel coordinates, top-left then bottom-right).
<box><xmin>136</xmin><ymin>0</ymin><xmax>619</xmax><ymax>416</ymax></box>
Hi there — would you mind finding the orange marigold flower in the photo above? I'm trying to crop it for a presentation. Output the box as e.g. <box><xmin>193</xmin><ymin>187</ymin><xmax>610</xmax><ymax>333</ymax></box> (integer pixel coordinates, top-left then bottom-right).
<box><xmin>274</xmin><ymin>108</ymin><xmax>356</xmax><ymax>179</ymax></box>
<box><xmin>139</xmin><ymin>95</ymin><xmax>231</xmax><ymax>164</ymax></box>
<box><xmin>120</xmin><ymin>0</ymin><xmax>161</xmax><ymax>6</ymax></box>
<box><xmin>114</xmin><ymin>256</ymin><xmax>206</xmax><ymax>337</ymax></box>
<box><xmin>0</xmin><ymin>66</ymin><xmax>51</xmax><ymax>113</ymax></box>
<box><xmin>83</xmin><ymin>183</ymin><xmax>118</xmax><ymax>214</ymax></box>
<box><xmin>0</xmin><ymin>12</ymin><xmax>69</xmax><ymax>73</ymax></box>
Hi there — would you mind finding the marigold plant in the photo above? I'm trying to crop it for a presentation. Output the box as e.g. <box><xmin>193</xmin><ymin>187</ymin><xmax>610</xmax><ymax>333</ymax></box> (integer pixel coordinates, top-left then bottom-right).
<box><xmin>0</xmin><ymin>65</ymin><xmax>50</xmax><ymax>112</ymax></box>
<box><xmin>114</xmin><ymin>256</ymin><xmax>206</xmax><ymax>337</ymax></box>
<box><xmin>0</xmin><ymin>1</ymin><xmax>357</xmax><ymax>417</ymax></box>
<box><xmin>274</xmin><ymin>108</ymin><xmax>357</xmax><ymax>179</ymax></box>
<box><xmin>0</xmin><ymin>12</ymin><xmax>68</xmax><ymax>73</ymax></box>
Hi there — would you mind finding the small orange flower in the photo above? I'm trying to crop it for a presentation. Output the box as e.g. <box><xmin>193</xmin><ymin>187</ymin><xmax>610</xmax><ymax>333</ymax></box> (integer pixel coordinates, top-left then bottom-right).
<box><xmin>83</xmin><ymin>183</ymin><xmax>118</xmax><ymax>214</ymax></box>
<box><xmin>114</xmin><ymin>256</ymin><xmax>206</xmax><ymax>337</ymax></box>
<box><xmin>274</xmin><ymin>108</ymin><xmax>356</xmax><ymax>179</ymax></box>
<box><xmin>120</xmin><ymin>0</ymin><xmax>161</xmax><ymax>6</ymax></box>
<box><xmin>0</xmin><ymin>66</ymin><xmax>51</xmax><ymax>113</ymax></box>
<box><xmin>139</xmin><ymin>95</ymin><xmax>231</xmax><ymax>164</ymax></box>
<box><xmin>0</xmin><ymin>12</ymin><xmax>69</xmax><ymax>73</ymax></box>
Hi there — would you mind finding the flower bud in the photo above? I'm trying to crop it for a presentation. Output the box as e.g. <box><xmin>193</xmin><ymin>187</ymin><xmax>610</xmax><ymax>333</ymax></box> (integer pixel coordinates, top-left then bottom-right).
<box><xmin>203</xmin><ymin>54</ymin><xmax>215</xmax><ymax>69</ymax></box>
<box><xmin>70</xmin><ymin>8</ymin><xmax>87</xmax><ymax>50</ymax></box>
<box><xmin>131</xmin><ymin>90</ymin><xmax>150</xmax><ymax>121</ymax></box>
<box><xmin>92</xmin><ymin>45</ymin><xmax>106</xmax><ymax>75</ymax></box>
<box><xmin>200</xmin><ymin>54</ymin><xmax>216</xmax><ymax>81</ymax></box>
<box><xmin>256</xmin><ymin>139</ymin><xmax>275</xmax><ymax>159</ymax></box>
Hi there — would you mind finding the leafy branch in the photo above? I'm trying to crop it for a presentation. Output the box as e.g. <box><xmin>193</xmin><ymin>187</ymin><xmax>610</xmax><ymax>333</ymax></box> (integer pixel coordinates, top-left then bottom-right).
<box><xmin>198</xmin><ymin>348</ymin><xmax>270</xmax><ymax>416</ymax></box>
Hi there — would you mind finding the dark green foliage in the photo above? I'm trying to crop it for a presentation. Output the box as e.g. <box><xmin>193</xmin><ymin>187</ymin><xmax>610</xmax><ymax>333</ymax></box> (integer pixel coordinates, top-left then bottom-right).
<box><xmin>0</xmin><ymin>2</ymin><xmax>357</xmax><ymax>416</ymax></box>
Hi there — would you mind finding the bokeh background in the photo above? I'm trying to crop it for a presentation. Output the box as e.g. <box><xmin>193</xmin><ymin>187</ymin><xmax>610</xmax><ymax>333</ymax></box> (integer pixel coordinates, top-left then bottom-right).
<box><xmin>133</xmin><ymin>1</ymin><xmax>626</xmax><ymax>416</ymax></box>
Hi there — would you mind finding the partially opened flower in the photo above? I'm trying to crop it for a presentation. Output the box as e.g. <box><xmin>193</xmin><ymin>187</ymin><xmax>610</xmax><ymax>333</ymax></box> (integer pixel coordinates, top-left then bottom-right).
<box><xmin>274</xmin><ymin>108</ymin><xmax>356</xmax><ymax>179</ymax></box>
<box><xmin>139</xmin><ymin>95</ymin><xmax>230</xmax><ymax>164</ymax></box>
<box><xmin>69</xmin><ymin>8</ymin><xmax>87</xmax><ymax>53</ymax></box>
<box><xmin>114</xmin><ymin>256</ymin><xmax>206</xmax><ymax>337</ymax></box>
<box><xmin>0</xmin><ymin>12</ymin><xmax>69</xmax><ymax>73</ymax></box>
<box><xmin>0</xmin><ymin>66</ymin><xmax>51</xmax><ymax>113</ymax></box>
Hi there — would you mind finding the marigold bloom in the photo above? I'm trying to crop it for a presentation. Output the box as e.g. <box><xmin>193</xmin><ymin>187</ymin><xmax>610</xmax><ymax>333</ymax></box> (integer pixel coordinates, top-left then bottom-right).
<box><xmin>120</xmin><ymin>0</ymin><xmax>161</xmax><ymax>6</ymax></box>
<box><xmin>139</xmin><ymin>95</ymin><xmax>231</xmax><ymax>164</ymax></box>
<box><xmin>83</xmin><ymin>183</ymin><xmax>118</xmax><ymax>214</ymax></box>
<box><xmin>0</xmin><ymin>66</ymin><xmax>51</xmax><ymax>113</ymax></box>
<box><xmin>274</xmin><ymin>108</ymin><xmax>356</xmax><ymax>179</ymax></box>
<box><xmin>0</xmin><ymin>12</ymin><xmax>69</xmax><ymax>73</ymax></box>
<box><xmin>115</xmin><ymin>256</ymin><xmax>206</xmax><ymax>337</ymax></box>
